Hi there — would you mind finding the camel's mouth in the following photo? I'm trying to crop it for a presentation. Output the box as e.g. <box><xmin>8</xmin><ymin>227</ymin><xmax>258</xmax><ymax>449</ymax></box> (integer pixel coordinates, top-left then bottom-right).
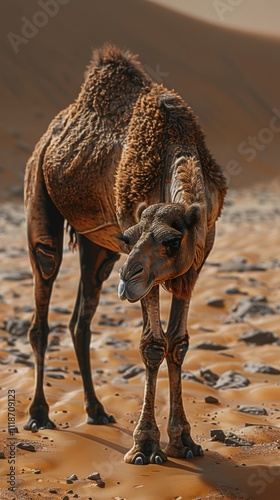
<box><xmin>118</xmin><ymin>273</ymin><xmax>154</xmax><ymax>303</ymax></box>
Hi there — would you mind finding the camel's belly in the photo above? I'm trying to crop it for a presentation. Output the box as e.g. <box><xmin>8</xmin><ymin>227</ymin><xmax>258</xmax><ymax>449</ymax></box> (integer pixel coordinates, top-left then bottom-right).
<box><xmin>75</xmin><ymin>218</ymin><xmax>125</xmax><ymax>254</ymax></box>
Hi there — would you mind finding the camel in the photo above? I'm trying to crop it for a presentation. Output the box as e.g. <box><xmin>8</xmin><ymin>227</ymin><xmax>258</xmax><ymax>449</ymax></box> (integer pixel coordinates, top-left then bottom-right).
<box><xmin>24</xmin><ymin>44</ymin><xmax>227</xmax><ymax>465</ymax></box>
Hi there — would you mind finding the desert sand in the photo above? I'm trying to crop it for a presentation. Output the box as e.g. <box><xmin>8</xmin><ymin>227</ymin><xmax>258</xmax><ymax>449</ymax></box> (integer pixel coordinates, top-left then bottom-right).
<box><xmin>1</xmin><ymin>1</ymin><xmax>280</xmax><ymax>499</ymax></box>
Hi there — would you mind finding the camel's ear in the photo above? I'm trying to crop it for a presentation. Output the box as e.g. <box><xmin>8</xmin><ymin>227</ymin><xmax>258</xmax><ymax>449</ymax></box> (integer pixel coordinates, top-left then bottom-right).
<box><xmin>135</xmin><ymin>202</ymin><xmax>147</xmax><ymax>222</ymax></box>
<box><xmin>184</xmin><ymin>203</ymin><xmax>201</xmax><ymax>229</ymax></box>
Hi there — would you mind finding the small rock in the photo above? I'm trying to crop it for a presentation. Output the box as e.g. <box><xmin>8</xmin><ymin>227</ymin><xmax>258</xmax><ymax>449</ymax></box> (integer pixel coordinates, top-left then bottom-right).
<box><xmin>117</xmin><ymin>363</ymin><xmax>134</xmax><ymax>374</ymax></box>
<box><xmin>49</xmin><ymin>489</ymin><xmax>58</xmax><ymax>494</ymax></box>
<box><xmin>33</xmin><ymin>469</ymin><xmax>41</xmax><ymax>474</ymax></box>
<box><xmin>224</xmin><ymin>432</ymin><xmax>254</xmax><ymax>447</ymax></box>
<box><xmin>239</xmin><ymin>329</ymin><xmax>278</xmax><ymax>346</ymax></box>
<box><xmin>181</xmin><ymin>371</ymin><xmax>203</xmax><ymax>383</ymax></box>
<box><xmin>238</xmin><ymin>405</ymin><xmax>268</xmax><ymax>416</ymax></box>
<box><xmin>3</xmin><ymin>318</ymin><xmax>31</xmax><ymax>336</ymax></box>
<box><xmin>206</xmin><ymin>298</ymin><xmax>225</xmax><ymax>308</ymax></box>
<box><xmin>46</xmin><ymin>374</ymin><xmax>65</xmax><ymax>379</ymax></box>
<box><xmin>200</xmin><ymin>368</ymin><xmax>219</xmax><ymax>385</ymax></box>
<box><xmin>99</xmin><ymin>315</ymin><xmax>124</xmax><ymax>327</ymax></box>
<box><xmin>205</xmin><ymin>395</ymin><xmax>220</xmax><ymax>404</ymax></box>
<box><xmin>214</xmin><ymin>371</ymin><xmax>250</xmax><ymax>390</ymax></box>
<box><xmin>50</xmin><ymin>306</ymin><xmax>71</xmax><ymax>314</ymax></box>
<box><xmin>0</xmin><ymin>452</ymin><xmax>5</xmax><ymax>459</ymax></box>
<box><xmin>87</xmin><ymin>472</ymin><xmax>101</xmax><ymax>481</ymax></box>
<box><xmin>96</xmin><ymin>479</ymin><xmax>105</xmax><ymax>488</ymax></box>
<box><xmin>191</xmin><ymin>341</ymin><xmax>229</xmax><ymax>351</ymax></box>
<box><xmin>224</xmin><ymin>285</ymin><xmax>245</xmax><ymax>295</ymax></box>
<box><xmin>231</xmin><ymin>297</ymin><xmax>275</xmax><ymax>320</ymax></box>
<box><xmin>1</xmin><ymin>270</ymin><xmax>32</xmax><ymax>281</ymax></box>
<box><xmin>243</xmin><ymin>361</ymin><xmax>280</xmax><ymax>375</ymax></box>
<box><xmin>210</xmin><ymin>429</ymin><xmax>226</xmax><ymax>442</ymax></box>
<box><xmin>17</xmin><ymin>442</ymin><xmax>36</xmax><ymax>452</ymax></box>
<box><xmin>122</xmin><ymin>365</ymin><xmax>145</xmax><ymax>379</ymax></box>
<box><xmin>219</xmin><ymin>259</ymin><xmax>265</xmax><ymax>273</ymax></box>
<box><xmin>67</xmin><ymin>474</ymin><xmax>78</xmax><ymax>482</ymax></box>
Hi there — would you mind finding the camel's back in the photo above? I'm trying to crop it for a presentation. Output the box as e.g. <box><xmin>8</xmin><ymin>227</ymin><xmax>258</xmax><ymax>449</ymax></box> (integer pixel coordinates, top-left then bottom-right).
<box><xmin>41</xmin><ymin>45</ymin><xmax>151</xmax><ymax>250</ymax></box>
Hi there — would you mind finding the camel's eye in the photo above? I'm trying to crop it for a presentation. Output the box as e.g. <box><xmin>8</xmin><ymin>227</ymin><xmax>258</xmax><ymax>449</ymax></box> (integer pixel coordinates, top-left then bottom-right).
<box><xmin>163</xmin><ymin>236</ymin><xmax>181</xmax><ymax>255</ymax></box>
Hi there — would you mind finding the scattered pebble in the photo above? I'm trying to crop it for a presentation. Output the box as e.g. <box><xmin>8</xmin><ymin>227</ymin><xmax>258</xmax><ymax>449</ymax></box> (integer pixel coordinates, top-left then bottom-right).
<box><xmin>238</xmin><ymin>405</ymin><xmax>268</xmax><ymax>416</ymax></box>
<box><xmin>210</xmin><ymin>429</ymin><xmax>226</xmax><ymax>442</ymax></box>
<box><xmin>243</xmin><ymin>361</ymin><xmax>280</xmax><ymax>374</ymax></box>
<box><xmin>1</xmin><ymin>270</ymin><xmax>32</xmax><ymax>281</ymax></box>
<box><xmin>229</xmin><ymin>296</ymin><xmax>276</xmax><ymax>321</ymax></box>
<box><xmin>214</xmin><ymin>371</ymin><xmax>250</xmax><ymax>390</ymax></box>
<box><xmin>224</xmin><ymin>285</ymin><xmax>245</xmax><ymax>295</ymax></box>
<box><xmin>2</xmin><ymin>318</ymin><xmax>31</xmax><ymax>336</ymax></box>
<box><xmin>50</xmin><ymin>306</ymin><xmax>71</xmax><ymax>314</ymax></box>
<box><xmin>210</xmin><ymin>429</ymin><xmax>254</xmax><ymax>447</ymax></box>
<box><xmin>238</xmin><ymin>329</ymin><xmax>278</xmax><ymax>345</ymax></box>
<box><xmin>200</xmin><ymin>368</ymin><xmax>219</xmax><ymax>385</ymax></box>
<box><xmin>206</xmin><ymin>297</ymin><xmax>225</xmax><ymax>308</ymax></box>
<box><xmin>17</xmin><ymin>442</ymin><xmax>36</xmax><ymax>452</ymax></box>
<box><xmin>205</xmin><ymin>396</ymin><xmax>220</xmax><ymax>404</ymax></box>
<box><xmin>224</xmin><ymin>433</ymin><xmax>254</xmax><ymax>447</ymax></box>
<box><xmin>87</xmin><ymin>472</ymin><xmax>101</xmax><ymax>481</ymax></box>
<box><xmin>122</xmin><ymin>365</ymin><xmax>145</xmax><ymax>379</ymax></box>
<box><xmin>219</xmin><ymin>257</ymin><xmax>265</xmax><ymax>273</ymax></box>
<box><xmin>191</xmin><ymin>341</ymin><xmax>229</xmax><ymax>351</ymax></box>
<box><xmin>181</xmin><ymin>371</ymin><xmax>203</xmax><ymax>383</ymax></box>
<box><xmin>96</xmin><ymin>479</ymin><xmax>105</xmax><ymax>488</ymax></box>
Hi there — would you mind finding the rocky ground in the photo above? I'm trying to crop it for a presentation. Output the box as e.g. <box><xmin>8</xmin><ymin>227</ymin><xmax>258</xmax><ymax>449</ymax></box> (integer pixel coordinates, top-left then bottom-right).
<box><xmin>0</xmin><ymin>182</ymin><xmax>280</xmax><ymax>500</ymax></box>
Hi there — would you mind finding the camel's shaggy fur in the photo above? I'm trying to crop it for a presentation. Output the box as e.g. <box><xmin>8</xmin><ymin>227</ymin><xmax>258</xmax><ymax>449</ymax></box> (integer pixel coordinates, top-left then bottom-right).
<box><xmin>24</xmin><ymin>43</ymin><xmax>227</xmax><ymax>465</ymax></box>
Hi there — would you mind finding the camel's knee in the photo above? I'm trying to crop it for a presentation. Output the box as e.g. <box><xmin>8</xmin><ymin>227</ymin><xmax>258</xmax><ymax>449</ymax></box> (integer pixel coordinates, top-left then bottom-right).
<box><xmin>140</xmin><ymin>343</ymin><xmax>167</xmax><ymax>369</ymax></box>
<box><xmin>33</xmin><ymin>237</ymin><xmax>61</xmax><ymax>280</ymax></box>
<box><xmin>168</xmin><ymin>338</ymin><xmax>189</xmax><ymax>366</ymax></box>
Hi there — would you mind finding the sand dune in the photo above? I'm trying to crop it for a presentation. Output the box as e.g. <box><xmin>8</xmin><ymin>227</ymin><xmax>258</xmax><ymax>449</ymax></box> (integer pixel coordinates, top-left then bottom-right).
<box><xmin>1</xmin><ymin>0</ymin><xmax>280</xmax><ymax>199</ymax></box>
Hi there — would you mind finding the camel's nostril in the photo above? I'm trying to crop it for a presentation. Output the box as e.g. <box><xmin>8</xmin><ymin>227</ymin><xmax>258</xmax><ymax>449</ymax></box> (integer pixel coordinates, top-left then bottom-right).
<box><xmin>127</xmin><ymin>264</ymin><xmax>144</xmax><ymax>280</ymax></box>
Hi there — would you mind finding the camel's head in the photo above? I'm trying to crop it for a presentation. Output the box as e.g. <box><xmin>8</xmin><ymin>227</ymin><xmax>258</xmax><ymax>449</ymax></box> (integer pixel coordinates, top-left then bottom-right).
<box><xmin>118</xmin><ymin>203</ymin><xmax>201</xmax><ymax>302</ymax></box>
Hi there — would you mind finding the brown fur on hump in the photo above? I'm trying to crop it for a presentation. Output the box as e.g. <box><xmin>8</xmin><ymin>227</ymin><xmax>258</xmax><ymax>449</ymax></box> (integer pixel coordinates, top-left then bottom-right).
<box><xmin>42</xmin><ymin>44</ymin><xmax>152</xmax><ymax>227</ymax></box>
<box><xmin>115</xmin><ymin>86</ymin><xmax>227</xmax><ymax>220</ymax></box>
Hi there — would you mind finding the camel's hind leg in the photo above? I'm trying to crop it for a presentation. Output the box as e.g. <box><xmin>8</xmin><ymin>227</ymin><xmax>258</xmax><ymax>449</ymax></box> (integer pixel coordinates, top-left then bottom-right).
<box><xmin>70</xmin><ymin>234</ymin><xmax>120</xmax><ymax>424</ymax></box>
<box><xmin>24</xmin><ymin>187</ymin><xmax>64</xmax><ymax>430</ymax></box>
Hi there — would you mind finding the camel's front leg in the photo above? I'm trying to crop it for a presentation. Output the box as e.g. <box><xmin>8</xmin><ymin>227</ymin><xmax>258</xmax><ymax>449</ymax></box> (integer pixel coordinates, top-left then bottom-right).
<box><xmin>164</xmin><ymin>297</ymin><xmax>203</xmax><ymax>459</ymax></box>
<box><xmin>124</xmin><ymin>286</ymin><xmax>167</xmax><ymax>465</ymax></box>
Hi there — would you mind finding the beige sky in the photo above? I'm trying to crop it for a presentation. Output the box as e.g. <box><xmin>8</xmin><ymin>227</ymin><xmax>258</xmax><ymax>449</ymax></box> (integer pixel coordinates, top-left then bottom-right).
<box><xmin>147</xmin><ymin>0</ymin><xmax>280</xmax><ymax>37</ymax></box>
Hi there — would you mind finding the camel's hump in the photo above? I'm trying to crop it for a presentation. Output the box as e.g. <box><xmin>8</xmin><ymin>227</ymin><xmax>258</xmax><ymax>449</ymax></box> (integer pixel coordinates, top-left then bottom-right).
<box><xmin>84</xmin><ymin>43</ymin><xmax>152</xmax><ymax>87</ymax></box>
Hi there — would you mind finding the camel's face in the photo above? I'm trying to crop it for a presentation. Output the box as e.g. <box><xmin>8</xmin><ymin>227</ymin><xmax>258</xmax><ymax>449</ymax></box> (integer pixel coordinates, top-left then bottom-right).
<box><xmin>118</xmin><ymin>203</ymin><xmax>200</xmax><ymax>302</ymax></box>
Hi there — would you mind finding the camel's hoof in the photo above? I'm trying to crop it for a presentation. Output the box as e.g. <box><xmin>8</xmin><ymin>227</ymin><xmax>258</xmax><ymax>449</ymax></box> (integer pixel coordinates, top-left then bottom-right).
<box><xmin>186</xmin><ymin>445</ymin><xmax>204</xmax><ymax>458</ymax></box>
<box><xmin>125</xmin><ymin>448</ymin><xmax>167</xmax><ymax>465</ymax></box>
<box><xmin>134</xmin><ymin>455</ymin><xmax>145</xmax><ymax>465</ymax></box>
<box><xmin>87</xmin><ymin>414</ymin><xmax>116</xmax><ymax>425</ymax></box>
<box><xmin>23</xmin><ymin>418</ymin><xmax>56</xmax><ymax>431</ymax></box>
<box><xmin>150</xmin><ymin>453</ymin><xmax>167</xmax><ymax>465</ymax></box>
